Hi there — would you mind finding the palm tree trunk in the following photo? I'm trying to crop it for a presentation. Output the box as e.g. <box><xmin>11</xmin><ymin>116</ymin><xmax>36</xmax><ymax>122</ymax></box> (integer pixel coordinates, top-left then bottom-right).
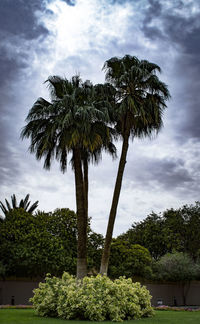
<box><xmin>73</xmin><ymin>148</ymin><xmax>88</xmax><ymax>279</ymax></box>
<box><xmin>100</xmin><ymin>130</ymin><xmax>130</xmax><ymax>275</ymax></box>
<box><xmin>83</xmin><ymin>157</ymin><xmax>88</xmax><ymax>218</ymax></box>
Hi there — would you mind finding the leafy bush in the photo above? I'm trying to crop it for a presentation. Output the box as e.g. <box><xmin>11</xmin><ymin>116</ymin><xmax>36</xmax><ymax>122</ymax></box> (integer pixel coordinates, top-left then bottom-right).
<box><xmin>109</xmin><ymin>240</ymin><xmax>152</xmax><ymax>278</ymax></box>
<box><xmin>152</xmin><ymin>251</ymin><xmax>200</xmax><ymax>282</ymax></box>
<box><xmin>31</xmin><ymin>273</ymin><xmax>154</xmax><ymax>322</ymax></box>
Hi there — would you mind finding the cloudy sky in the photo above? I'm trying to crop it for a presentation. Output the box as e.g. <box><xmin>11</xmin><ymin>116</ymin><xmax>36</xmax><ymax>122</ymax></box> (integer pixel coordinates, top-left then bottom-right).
<box><xmin>0</xmin><ymin>0</ymin><xmax>200</xmax><ymax>236</ymax></box>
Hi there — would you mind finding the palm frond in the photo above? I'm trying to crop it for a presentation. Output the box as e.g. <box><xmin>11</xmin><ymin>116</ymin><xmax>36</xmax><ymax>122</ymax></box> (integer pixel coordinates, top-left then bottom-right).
<box><xmin>27</xmin><ymin>201</ymin><xmax>39</xmax><ymax>213</ymax></box>
<box><xmin>45</xmin><ymin>76</ymin><xmax>66</xmax><ymax>100</ymax></box>
<box><xmin>23</xmin><ymin>194</ymin><xmax>30</xmax><ymax>209</ymax></box>
<box><xmin>11</xmin><ymin>194</ymin><xmax>17</xmax><ymax>209</ymax></box>
<box><xmin>5</xmin><ymin>199</ymin><xmax>12</xmax><ymax>212</ymax></box>
<box><xmin>0</xmin><ymin>202</ymin><xmax>7</xmax><ymax>215</ymax></box>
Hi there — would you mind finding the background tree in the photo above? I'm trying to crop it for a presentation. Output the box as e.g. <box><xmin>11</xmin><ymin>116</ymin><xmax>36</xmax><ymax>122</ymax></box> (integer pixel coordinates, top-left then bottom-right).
<box><xmin>21</xmin><ymin>75</ymin><xmax>115</xmax><ymax>279</ymax></box>
<box><xmin>152</xmin><ymin>251</ymin><xmax>200</xmax><ymax>305</ymax></box>
<box><xmin>0</xmin><ymin>207</ymin><xmax>103</xmax><ymax>278</ymax></box>
<box><xmin>162</xmin><ymin>208</ymin><xmax>186</xmax><ymax>254</ymax></box>
<box><xmin>119</xmin><ymin>212</ymin><xmax>168</xmax><ymax>260</ymax></box>
<box><xmin>0</xmin><ymin>194</ymin><xmax>38</xmax><ymax>216</ymax></box>
<box><xmin>120</xmin><ymin>202</ymin><xmax>200</xmax><ymax>261</ymax></box>
<box><xmin>0</xmin><ymin>208</ymin><xmax>77</xmax><ymax>277</ymax></box>
<box><xmin>108</xmin><ymin>239</ymin><xmax>152</xmax><ymax>279</ymax></box>
<box><xmin>100</xmin><ymin>55</ymin><xmax>170</xmax><ymax>274</ymax></box>
<box><xmin>164</xmin><ymin>202</ymin><xmax>200</xmax><ymax>261</ymax></box>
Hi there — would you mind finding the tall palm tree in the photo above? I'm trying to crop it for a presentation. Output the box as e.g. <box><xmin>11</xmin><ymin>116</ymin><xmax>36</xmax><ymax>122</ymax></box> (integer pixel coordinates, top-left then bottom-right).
<box><xmin>0</xmin><ymin>194</ymin><xmax>38</xmax><ymax>216</ymax></box>
<box><xmin>21</xmin><ymin>75</ymin><xmax>115</xmax><ymax>279</ymax></box>
<box><xmin>100</xmin><ymin>55</ymin><xmax>170</xmax><ymax>275</ymax></box>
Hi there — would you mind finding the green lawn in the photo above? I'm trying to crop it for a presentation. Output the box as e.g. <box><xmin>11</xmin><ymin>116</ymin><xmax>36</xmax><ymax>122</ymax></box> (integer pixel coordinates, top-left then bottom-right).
<box><xmin>1</xmin><ymin>309</ymin><xmax>200</xmax><ymax>324</ymax></box>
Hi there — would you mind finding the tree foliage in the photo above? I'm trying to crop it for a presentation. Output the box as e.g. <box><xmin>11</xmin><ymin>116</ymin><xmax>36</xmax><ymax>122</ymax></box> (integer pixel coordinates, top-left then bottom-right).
<box><xmin>153</xmin><ymin>252</ymin><xmax>200</xmax><ymax>282</ymax></box>
<box><xmin>163</xmin><ymin>202</ymin><xmax>200</xmax><ymax>261</ymax></box>
<box><xmin>0</xmin><ymin>208</ymin><xmax>103</xmax><ymax>278</ymax></box>
<box><xmin>108</xmin><ymin>239</ymin><xmax>152</xmax><ymax>278</ymax></box>
<box><xmin>119</xmin><ymin>212</ymin><xmax>168</xmax><ymax>260</ymax></box>
<box><xmin>119</xmin><ymin>202</ymin><xmax>200</xmax><ymax>261</ymax></box>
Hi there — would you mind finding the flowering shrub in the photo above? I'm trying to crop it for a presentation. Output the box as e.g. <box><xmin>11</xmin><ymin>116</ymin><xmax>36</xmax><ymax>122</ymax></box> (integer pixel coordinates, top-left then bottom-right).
<box><xmin>30</xmin><ymin>275</ymin><xmax>62</xmax><ymax>317</ymax></box>
<box><xmin>31</xmin><ymin>273</ymin><xmax>154</xmax><ymax>321</ymax></box>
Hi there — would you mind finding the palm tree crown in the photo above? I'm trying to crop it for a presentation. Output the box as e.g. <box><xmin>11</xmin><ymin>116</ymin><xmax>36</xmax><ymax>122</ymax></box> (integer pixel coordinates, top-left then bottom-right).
<box><xmin>0</xmin><ymin>194</ymin><xmax>38</xmax><ymax>216</ymax></box>
<box><xmin>21</xmin><ymin>75</ymin><xmax>115</xmax><ymax>171</ymax></box>
<box><xmin>103</xmin><ymin>55</ymin><xmax>170</xmax><ymax>138</ymax></box>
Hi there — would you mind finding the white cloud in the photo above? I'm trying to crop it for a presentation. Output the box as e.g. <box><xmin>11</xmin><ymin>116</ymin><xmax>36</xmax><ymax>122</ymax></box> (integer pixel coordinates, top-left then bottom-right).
<box><xmin>38</xmin><ymin>0</ymin><xmax>136</xmax><ymax>81</ymax></box>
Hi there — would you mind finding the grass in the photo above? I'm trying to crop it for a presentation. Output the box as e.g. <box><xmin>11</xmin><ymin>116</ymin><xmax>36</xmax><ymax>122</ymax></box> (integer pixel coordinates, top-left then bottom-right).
<box><xmin>1</xmin><ymin>309</ymin><xmax>200</xmax><ymax>324</ymax></box>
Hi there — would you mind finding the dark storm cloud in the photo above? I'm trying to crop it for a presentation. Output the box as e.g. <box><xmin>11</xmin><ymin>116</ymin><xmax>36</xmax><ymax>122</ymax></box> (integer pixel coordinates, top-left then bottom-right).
<box><xmin>0</xmin><ymin>0</ymin><xmax>77</xmax><ymax>188</ymax></box>
<box><xmin>0</xmin><ymin>0</ymin><xmax>76</xmax><ymax>83</ymax></box>
<box><xmin>0</xmin><ymin>0</ymin><xmax>50</xmax><ymax>186</ymax></box>
<box><xmin>0</xmin><ymin>0</ymin><xmax>49</xmax><ymax>40</ymax></box>
<box><xmin>126</xmin><ymin>156</ymin><xmax>194</xmax><ymax>191</ymax></box>
<box><xmin>0</xmin><ymin>123</ymin><xmax>20</xmax><ymax>186</ymax></box>
<box><xmin>0</xmin><ymin>48</ymin><xmax>27</xmax><ymax>87</ymax></box>
<box><xmin>141</xmin><ymin>0</ymin><xmax>200</xmax><ymax>141</ymax></box>
<box><xmin>142</xmin><ymin>0</ymin><xmax>200</xmax><ymax>56</ymax></box>
<box><xmin>0</xmin><ymin>0</ymin><xmax>50</xmax><ymax>81</ymax></box>
<box><xmin>147</xmin><ymin>159</ymin><xmax>194</xmax><ymax>190</ymax></box>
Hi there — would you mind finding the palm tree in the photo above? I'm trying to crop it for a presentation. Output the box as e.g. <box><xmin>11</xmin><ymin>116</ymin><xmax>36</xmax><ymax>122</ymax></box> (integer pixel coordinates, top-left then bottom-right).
<box><xmin>0</xmin><ymin>194</ymin><xmax>38</xmax><ymax>216</ymax></box>
<box><xmin>100</xmin><ymin>55</ymin><xmax>170</xmax><ymax>275</ymax></box>
<box><xmin>21</xmin><ymin>75</ymin><xmax>115</xmax><ymax>279</ymax></box>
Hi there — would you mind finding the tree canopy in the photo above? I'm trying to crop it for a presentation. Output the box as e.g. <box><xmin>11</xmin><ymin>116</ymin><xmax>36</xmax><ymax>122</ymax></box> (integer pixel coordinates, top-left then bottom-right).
<box><xmin>0</xmin><ymin>208</ymin><xmax>103</xmax><ymax>278</ymax></box>
<box><xmin>108</xmin><ymin>239</ymin><xmax>152</xmax><ymax>279</ymax></box>
<box><xmin>119</xmin><ymin>202</ymin><xmax>200</xmax><ymax>261</ymax></box>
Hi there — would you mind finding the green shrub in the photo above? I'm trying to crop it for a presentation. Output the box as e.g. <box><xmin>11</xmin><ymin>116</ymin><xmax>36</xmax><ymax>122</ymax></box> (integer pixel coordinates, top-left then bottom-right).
<box><xmin>30</xmin><ymin>275</ymin><xmax>61</xmax><ymax>317</ymax></box>
<box><xmin>108</xmin><ymin>240</ymin><xmax>152</xmax><ymax>279</ymax></box>
<box><xmin>31</xmin><ymin>273</ymin><xmax>154</xmax><ymax>322</ymax></box>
